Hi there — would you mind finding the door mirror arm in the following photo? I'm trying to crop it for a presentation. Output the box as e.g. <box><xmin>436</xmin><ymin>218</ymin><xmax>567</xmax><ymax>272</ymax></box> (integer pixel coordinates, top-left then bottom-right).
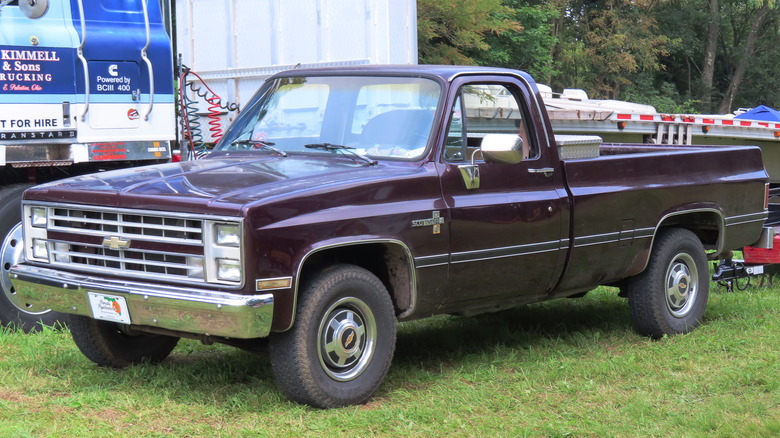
<box><xmin>458</xmin><ymin>148</ymin><xmax>482</xmax><ymax>190</ymax></box>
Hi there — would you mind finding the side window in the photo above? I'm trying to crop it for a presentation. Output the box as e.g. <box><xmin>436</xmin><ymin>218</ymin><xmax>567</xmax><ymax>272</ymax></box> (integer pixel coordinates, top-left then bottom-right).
<box><xmin>444</xmin><ymin>95</ymin><xmax>466</xmax><ymax>161</ymax></box>
<box><xmin>444</xmin><ymin>83</ymin><xmax>538</xmax><ymax>162</ymax></box>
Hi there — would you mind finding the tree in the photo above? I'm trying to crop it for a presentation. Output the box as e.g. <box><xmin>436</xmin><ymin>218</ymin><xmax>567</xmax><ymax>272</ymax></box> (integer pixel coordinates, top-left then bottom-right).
<box><xmin>467</xmin><ymin>1</ymin><xmax>560</xmax><ymax>82</ymax></box>
<box><xmin>654</xmin><ymin>0</ymin><xmax>780</xmax><ymax>112</ymax></box>
<box><xmin>416</xmin><ymin>0</ymin><xmax>780</xmax><ymax>111</ymax></box>
<box><xmin>717</xmin><ymin>0</ymin><xmax>778</xmax><ymax>113</ymax></box>
<box><xmin>550</xmin><ymin>0</ymin><xmax>673</xmax><ymax>99</ymax></box>
<box><xmin>701</xmin><ymin>0</ymin><xmax>719</xmax><ymax>106</ymax></box>
<box><xmin>417</xmin><ymin>0</ymin><xmax>521</xmax><ymax>65</ymax></box>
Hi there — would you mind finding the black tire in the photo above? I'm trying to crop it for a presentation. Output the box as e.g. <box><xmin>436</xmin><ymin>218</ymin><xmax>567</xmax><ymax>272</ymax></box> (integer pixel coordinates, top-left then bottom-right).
<box><xmin>0</xmin><ymin>184</ymin><xmax>65</xmax><ymax>332</ymax></box>
<box><xmin>627</xmin><ymin>228</ymin><xmax>709</xmax><ymax>338</ymax></box>
<box><xmin>69</xmin><ymin>315</ymin><xmax>179</xmax><ymax>367</ymax></box>
<box><xmin>269</xmin><ymin>265</ymin><xmax>396</xmax><ymax>408</ymax></box>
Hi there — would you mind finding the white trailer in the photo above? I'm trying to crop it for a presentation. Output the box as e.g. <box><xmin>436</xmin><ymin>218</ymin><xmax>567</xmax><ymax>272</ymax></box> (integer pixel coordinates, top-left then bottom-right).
<box><xmin>175</xmin><ymin>0</ymin><xmax>418</xmax><ymax>146</ymax></box>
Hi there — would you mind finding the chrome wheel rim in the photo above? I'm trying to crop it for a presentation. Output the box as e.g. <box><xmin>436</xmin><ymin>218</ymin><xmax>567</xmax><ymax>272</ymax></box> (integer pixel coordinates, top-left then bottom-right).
<box><xmin>1</xmin><ymin>223</ymin><xmax>51</xmax><ymax>316</ymax></box>
<box><xmin>665</xmin><ymin>252</ymin><xmax>698</xmax><ymax>318</ymax></box>
<box><xmin>317</xmin><ymin>296</ymin><xmax>377</xmax><ymax>382</ymax></box>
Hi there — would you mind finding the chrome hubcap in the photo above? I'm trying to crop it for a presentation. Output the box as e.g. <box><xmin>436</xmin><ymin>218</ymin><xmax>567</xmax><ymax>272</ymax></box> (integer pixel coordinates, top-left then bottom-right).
<box><xmin>318</xmin><ymin>297</ymin><xmax>376</xmax><ymax>382</ymax></box>
<box><xmin>665</xmin><ymin>253</ymin><xmax>698</xmax><ymax>318</ymax></box>
<box><xmin>1</xmin><ymin>223</ymin><xmax>51</xmax><ymax>316</ymax></box>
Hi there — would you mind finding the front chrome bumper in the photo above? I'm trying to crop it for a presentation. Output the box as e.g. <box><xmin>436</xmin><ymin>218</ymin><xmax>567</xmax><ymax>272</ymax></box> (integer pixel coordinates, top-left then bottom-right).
<box><xmin>9</xmin><ymin>264</ymin><xmax>274</xmax><ymax>339</ymax></box>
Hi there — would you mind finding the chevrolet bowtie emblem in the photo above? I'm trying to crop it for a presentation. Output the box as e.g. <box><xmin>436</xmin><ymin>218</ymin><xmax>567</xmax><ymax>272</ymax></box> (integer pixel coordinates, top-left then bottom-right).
<box><xmin>103</xmin><ymin>236</ymin><xmax>131</xmax><ymax>250</ymax></box>
<box><xmin>412</xmin><ymin>210</ymin><xmax>445</xmax><ymax>234</ymax></box>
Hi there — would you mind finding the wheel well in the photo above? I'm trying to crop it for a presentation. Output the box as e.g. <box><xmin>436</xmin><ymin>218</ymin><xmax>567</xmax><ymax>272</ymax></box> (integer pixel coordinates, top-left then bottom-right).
<box><xmin>657</xmin><ymin>211</ymin><xmax>722</xmax><ymax>252</ymax></box>
<box><xmin>299</xmin><ymin>243</ymin><xmax>414</xmax><ymax>315</ymax></box>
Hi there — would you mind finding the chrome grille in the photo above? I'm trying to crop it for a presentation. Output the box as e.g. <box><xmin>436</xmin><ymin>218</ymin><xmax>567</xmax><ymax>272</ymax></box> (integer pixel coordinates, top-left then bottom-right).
<box><xmin>51</xmin><ymin>242</ymin><xmax>196</xmax><ymax>278</ymax></box>
<box><xmin>51</xmin><ymin>208</ymin><xmax>203</xmax><ymax>244</ymax></box>
<box><xmin>44</xmin><ymin>206</ymin><xmax>206</xmax><ymax>283</ymax></box>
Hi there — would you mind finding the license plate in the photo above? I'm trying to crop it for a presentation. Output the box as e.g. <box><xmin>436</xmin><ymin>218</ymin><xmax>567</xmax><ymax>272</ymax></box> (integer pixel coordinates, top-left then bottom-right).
<box><xmin>87</xmin><ymin>292</ymin><xmax>131</xmax><ymax>324</ymax></box>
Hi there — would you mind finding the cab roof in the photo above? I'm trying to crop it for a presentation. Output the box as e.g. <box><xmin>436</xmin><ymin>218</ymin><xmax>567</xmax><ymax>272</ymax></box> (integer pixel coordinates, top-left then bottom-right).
<box><xmin>270</xmin><ymin>64</ymin><xmax>535</xmax><ymax>84</ymax></box>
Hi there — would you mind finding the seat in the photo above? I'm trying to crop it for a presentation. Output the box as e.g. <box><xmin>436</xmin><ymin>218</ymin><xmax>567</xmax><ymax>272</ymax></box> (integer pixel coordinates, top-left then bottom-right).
<box><xmin>361</xmin><ymin>109</ymin><xmax>434</xmax><ymax>150</ymax></box>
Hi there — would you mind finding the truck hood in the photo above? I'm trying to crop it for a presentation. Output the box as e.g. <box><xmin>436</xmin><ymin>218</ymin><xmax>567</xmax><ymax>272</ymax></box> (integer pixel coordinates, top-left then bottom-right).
<box><xmin>25</xmin><ymin>155</ymin><xmax>428</xmax><ymax>216</ymax></box>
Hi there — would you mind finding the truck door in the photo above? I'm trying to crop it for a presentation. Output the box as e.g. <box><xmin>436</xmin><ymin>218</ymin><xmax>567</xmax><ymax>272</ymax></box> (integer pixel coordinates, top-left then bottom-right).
<box><xmin>436</xmin><ymin>75</ymin><xmax>568</xmax><ymax>309</ymax></box>
<box><xmin>71</xmin><ymin>0</ymin><xmax>175</xmax><ymax>143</ymax></box>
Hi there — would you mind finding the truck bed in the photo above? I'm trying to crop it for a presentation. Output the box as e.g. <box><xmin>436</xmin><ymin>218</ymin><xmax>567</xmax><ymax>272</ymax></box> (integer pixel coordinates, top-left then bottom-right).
<box><xmin>550</xmin><ymin>142</ymin><xmax>768</xmax><ymax>296</ymax></box>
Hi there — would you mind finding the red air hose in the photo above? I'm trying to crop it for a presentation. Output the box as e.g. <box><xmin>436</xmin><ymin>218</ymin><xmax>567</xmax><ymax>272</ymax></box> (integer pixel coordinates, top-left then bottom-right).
<box><xmin>206</xmin><ymin>96</ymin><xmax>223</xmax><ymax>142</ymax></box>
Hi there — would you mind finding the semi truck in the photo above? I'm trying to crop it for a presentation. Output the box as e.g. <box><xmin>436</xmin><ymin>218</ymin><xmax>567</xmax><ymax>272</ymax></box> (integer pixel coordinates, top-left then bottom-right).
<box><xmin>0</xmin><ymin>0</ymin><xmax>175</xmax><ymax>330</ymax></box>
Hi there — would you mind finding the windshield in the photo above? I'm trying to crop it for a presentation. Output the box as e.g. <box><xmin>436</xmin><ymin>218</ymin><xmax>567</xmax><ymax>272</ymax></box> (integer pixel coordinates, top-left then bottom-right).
<box><xmin>216</xmin><ymin>75</ymin><xmax>442</xmax><ymax>161</ymax></box>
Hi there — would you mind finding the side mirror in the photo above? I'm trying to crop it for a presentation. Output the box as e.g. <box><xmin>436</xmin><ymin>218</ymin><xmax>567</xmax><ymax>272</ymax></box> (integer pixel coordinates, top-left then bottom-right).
<box><xmin>480</xmin><ymin>134</ymin><xmax>524</xmax><ymax>164</ymax></box>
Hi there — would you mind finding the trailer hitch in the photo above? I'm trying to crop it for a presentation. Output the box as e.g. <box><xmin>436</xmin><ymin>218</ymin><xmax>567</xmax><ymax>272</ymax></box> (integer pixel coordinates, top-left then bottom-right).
<box><xmin>712</xmin><ymin>258</ymin><xmax>780</xmax><ymax>292</ymax></box>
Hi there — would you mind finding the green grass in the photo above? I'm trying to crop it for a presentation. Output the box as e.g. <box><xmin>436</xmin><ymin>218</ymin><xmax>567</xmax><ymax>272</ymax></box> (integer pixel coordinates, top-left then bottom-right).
<box><xmin>1</xmin><ymin>283</ymin><xmax>778</xmax><ymax>437</ymax></box>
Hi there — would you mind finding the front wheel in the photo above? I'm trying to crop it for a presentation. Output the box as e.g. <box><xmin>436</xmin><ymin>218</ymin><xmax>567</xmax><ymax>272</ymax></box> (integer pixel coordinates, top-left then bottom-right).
<box><xmin>269</xmin><ymin>265</ymin><xmax>396</xmax><ymax>408</ymax></box>
<box><xmin>626</xmin><ymin>228</ymin><xmax>709</xmax><ymax>338</ymax></box>
<box><xmin>69</xmin><ymin>315</ymin><xmax>179</xmax><ymax>367</ymax></box>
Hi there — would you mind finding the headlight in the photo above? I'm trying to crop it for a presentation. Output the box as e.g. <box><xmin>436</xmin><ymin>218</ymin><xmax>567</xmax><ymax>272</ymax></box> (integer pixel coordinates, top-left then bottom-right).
<box><xmin>32</xmin><ymin>238</ymin><xmax>49</xmax><ymax>260</ymax></box>
<box><xmin>216</xmin><ymin>258</ymin><xmax>241</xmax><ymax>282</ymax></box>
<box><xmin>205</xmin><ymin>220</ymin><xmax>242</xmax><ymax>284</ymax></box>
<box><xmin>31</xmin><ymin>207</ymin><xmax>47</xmax><ymax>228</ymax></box>
<box><xmin>214</xmin><ymin>223</ymin><xmax>240</xmax><ymax>247</ymax></box>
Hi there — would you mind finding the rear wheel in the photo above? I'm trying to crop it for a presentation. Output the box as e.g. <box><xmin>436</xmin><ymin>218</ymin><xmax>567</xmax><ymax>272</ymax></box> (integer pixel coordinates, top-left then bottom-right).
<box><xmin>627</xmin><ymin>228</ymin><xmax>709</xmax><ymax>338</ymax></box>
<box><xmin>0</xmin><ymin>184</ymin><xmax>64</xmax><ymax>332</ymax></box>
<box><xmin>269</xmin><ymin>265</ymin><xmax>396</xmax><ymax>408</ymax></box>
<box><xmin>69</xmin><ymin>315</ymin><xmax>179</xmax><ymax>367</ymax></box>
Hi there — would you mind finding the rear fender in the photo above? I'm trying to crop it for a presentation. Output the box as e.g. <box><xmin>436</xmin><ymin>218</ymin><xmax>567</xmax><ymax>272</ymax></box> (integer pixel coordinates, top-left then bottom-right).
<box><xmin>631</xmin><ymin>208</ymin><xmax>724</xmax><ymax>275</ymax></box>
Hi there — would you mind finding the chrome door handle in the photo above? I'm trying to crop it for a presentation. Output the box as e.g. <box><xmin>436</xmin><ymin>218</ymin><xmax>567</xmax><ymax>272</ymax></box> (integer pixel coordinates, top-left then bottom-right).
<box><xmin>528</xmin><ymin>167</ymin><xmax>555</xmax><ymax>177</ymax></box>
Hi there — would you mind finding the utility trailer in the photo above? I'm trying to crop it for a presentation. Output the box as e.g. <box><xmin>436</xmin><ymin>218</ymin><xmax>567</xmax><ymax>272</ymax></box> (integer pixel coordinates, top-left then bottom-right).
<box><xmin>538</xmin><ymin>86</ymin><xmax>780</xmax><ymax>183</ymax></box>
<box><xmin>712</xmin><ymin>194</ymin><xmax>780</xmax><ymax>290</ymax></box>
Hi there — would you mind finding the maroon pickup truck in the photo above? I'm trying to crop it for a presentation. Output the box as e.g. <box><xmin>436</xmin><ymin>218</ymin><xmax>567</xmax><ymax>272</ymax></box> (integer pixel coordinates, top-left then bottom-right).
<box><xmin>8</xmin><ymin>66</ymin><xmax>769</xmax><ymax>408</ymax></box>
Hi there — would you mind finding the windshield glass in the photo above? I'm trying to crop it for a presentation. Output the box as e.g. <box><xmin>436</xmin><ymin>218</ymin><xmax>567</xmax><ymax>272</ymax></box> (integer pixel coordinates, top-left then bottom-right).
<box><xmin>216</xmin><ymin>75</ymin><xmax>442</xmax><ymax>160</ymax></box>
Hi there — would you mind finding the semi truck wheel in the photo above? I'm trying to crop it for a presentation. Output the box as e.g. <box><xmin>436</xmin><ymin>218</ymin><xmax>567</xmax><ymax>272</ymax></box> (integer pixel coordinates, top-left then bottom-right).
<box><xmin>269</xmin><ymin>264</ymin><xmax>396</xmax><ymax>408</ymax></box>
<box><xmin>0</xmin><ymin>184</ymin><xmax>64</xmax><ymax>332</ymax></box>
<box><xmin>627</xmin><ymin>228</ymin><xmax>709</xmax><ymax>338</ymax></box>
<box><xmin>69</xmin><ymin>315</ymin><xmax>179</xmax><ymax>367</ymax></box>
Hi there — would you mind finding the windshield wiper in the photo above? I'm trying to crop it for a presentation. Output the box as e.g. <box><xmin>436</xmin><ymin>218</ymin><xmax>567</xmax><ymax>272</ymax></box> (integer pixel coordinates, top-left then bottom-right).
<box><xmin>304</xmin><ymin>143</ymin><xmax>377</xmax><ymax>165</ymax></box>
<box><xmin>230</xmin><ymin>139</ymin><xmax>288</xmax><ymax>157</ymax></box>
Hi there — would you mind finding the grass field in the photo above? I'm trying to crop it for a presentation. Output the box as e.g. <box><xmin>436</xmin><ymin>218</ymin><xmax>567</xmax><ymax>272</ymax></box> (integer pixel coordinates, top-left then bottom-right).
<box><xmin>1</xmin><ymin>282</ymin><xmax>778</xmax><ymax>437</ymax></box>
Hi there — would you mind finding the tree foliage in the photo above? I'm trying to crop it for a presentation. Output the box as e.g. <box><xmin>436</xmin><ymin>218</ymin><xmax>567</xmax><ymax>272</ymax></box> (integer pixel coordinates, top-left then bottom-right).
<box><xmin>417</xmin><ymin>0</ymin><xmax>780</xmax><ymax>112</ymax></box>
<box><xmin>417</xmin><ymin>0</ymin><xmax>521</xmax><ymax>65</ymax></box>
<box><xmin>553</xmin><ymin>0</ymin><xmax>674</xmax><ymax>98</ymax></box>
